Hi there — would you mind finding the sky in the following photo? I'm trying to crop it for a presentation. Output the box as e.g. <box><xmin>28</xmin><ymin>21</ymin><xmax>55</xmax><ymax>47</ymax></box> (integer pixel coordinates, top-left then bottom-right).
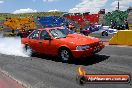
<box><xmin>0</xmin><ymin>0</ymin><xmax>132</xmax><ymax>14</ymax></box>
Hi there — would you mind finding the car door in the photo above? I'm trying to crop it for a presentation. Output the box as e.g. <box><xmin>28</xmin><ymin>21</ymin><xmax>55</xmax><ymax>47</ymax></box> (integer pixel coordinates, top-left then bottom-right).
<box><xmin>28</xmin><ymin>30</ymin><xmax>41</xmax><ymax>52</ymax></box>
<box><xmin>39</xmin><ymin>30</ymin><xmax>52</xmax><ymax>54</ymax></box>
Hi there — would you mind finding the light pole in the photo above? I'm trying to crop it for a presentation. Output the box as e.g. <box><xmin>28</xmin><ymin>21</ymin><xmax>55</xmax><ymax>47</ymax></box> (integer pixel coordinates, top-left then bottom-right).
<box><xmin>118</xmin><ymin>0</ymin><xmax>120</xmax><ymax>10</ymax></box>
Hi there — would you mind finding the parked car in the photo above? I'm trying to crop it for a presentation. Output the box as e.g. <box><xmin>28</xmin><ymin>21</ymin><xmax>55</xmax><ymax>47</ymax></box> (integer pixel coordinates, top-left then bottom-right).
<box><xmin>91</xmin><ymin>25</ymin><xmax>117</xmax><ymax>36</ymax></box>
<box><xmin>21</xmin><ymin>27</ymin><xmax>104</xmax><ymax>62</ymax></box>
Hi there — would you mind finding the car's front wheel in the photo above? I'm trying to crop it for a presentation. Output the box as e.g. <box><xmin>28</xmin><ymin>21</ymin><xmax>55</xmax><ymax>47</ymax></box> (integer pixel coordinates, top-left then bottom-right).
<box><xmin>59</xmin><ymin>48</ymin><xmax>72</xmax><ymax>62</ymax></box>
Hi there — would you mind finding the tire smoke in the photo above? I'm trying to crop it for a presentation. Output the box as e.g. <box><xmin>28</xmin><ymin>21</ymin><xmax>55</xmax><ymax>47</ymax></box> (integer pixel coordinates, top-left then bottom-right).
<box><xmin>0</xmin><ymin>37</ymin><xmax>28</xmax><ymax>57</ymax></box>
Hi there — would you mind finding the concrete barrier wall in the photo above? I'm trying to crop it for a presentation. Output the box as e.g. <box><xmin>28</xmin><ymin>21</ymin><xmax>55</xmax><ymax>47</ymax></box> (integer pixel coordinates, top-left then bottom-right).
<box><xmin>129</xmin><ymin>24</ymin><xmax>132</xmax><ymax>30</ymax></box>
<box><xmin>109</xmin><ymin>30</ymin><xmax>132</xmax><ymax>46</ymax></box>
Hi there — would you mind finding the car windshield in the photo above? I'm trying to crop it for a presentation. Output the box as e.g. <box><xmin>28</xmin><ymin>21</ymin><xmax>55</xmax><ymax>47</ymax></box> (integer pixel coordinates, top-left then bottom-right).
<box><xmin>59</xmin><ymin>28</ymin><xmax>76</xmax><ymax>34</ymax></box>
<box><xmin>49</xmin><ymin>29</ymin><xmax>67</xmax><ymax>39</ymax></box>
<box><xmin>59</xmin><ymin>28</ymin><xmax>69</xmax><ymax>35</ymax></box>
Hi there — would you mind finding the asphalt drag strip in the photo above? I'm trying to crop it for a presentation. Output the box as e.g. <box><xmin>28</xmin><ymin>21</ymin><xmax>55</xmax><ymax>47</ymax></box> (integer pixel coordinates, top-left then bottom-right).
<box><xmin>0</xmin><ymin>45</ymin><xmax>132</xmax><ymax>88</ymax></box>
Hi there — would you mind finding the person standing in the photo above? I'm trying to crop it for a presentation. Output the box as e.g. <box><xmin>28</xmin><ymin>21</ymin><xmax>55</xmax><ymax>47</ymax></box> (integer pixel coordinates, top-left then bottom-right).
<box><xmin>125</xmin><ymin>20</ymin><xmax>129</xmax><ymax>30</ymax></box>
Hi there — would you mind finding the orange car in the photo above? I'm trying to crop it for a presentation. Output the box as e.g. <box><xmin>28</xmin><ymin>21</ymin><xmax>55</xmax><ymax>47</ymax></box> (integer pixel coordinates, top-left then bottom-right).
<box><xmin>21</xmin><ymin>27</ymin><xmax>104</xmax><ymax>62</ymax></box>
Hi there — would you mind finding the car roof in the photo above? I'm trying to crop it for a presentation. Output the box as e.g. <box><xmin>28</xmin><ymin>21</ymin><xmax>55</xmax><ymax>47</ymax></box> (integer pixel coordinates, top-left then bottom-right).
<box><xmin>38</xmin><ymin>26</ymin><xmax>65</xmax><ymax>31</ymax></box>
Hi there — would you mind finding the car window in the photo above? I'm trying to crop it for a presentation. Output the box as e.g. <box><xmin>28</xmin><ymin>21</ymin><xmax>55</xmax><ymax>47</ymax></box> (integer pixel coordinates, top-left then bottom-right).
<box><xmin>29</xmin><ymin>30</ymin><xmax>40</xmax><ymax>39</ymax></box>
<box><xmin>50</xmin><ymin>29</ymin><xmax>66</xmax><ymax>38</ymax></box>
<box><xmin>40</xmin><ymin>30</ymin><xmax>50</xmax><ymax>40</ymax></box>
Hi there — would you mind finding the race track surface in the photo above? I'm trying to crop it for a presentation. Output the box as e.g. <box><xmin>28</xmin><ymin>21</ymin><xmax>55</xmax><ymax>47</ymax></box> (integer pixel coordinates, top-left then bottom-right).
<box><xmin>0</xmin><ymin>45</ymin><xmax>132</xmax><ymax>88</ymax></box>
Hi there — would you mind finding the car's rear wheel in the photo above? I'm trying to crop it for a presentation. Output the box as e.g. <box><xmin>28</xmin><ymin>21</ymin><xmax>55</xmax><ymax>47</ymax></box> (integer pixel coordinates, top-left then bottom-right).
<box><xmin>102</xmin><ymin>31</ymin><xmax>108</xmax><ymax>36</ymax></box>
<box><xmin>105</xmin><ymin>32</ymin><xmax>108</xmax><ymax>36</ymax></box>
<box><xmin>24</xmin><ymin>45</ymin><xmax>34</xmax><ymax>57</ymax></box>
<box><xmin>59</xmin><ymin>48</ymin><xmax>72</xmax><ymax>62</ymax></box>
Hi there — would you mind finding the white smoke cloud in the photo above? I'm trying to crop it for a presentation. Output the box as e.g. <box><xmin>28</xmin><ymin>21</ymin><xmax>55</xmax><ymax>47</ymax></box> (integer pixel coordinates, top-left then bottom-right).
<box><xmin>0</xmin><ymin>37</ymin><xmax>28</xmax><ymax>57</ymax></box>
